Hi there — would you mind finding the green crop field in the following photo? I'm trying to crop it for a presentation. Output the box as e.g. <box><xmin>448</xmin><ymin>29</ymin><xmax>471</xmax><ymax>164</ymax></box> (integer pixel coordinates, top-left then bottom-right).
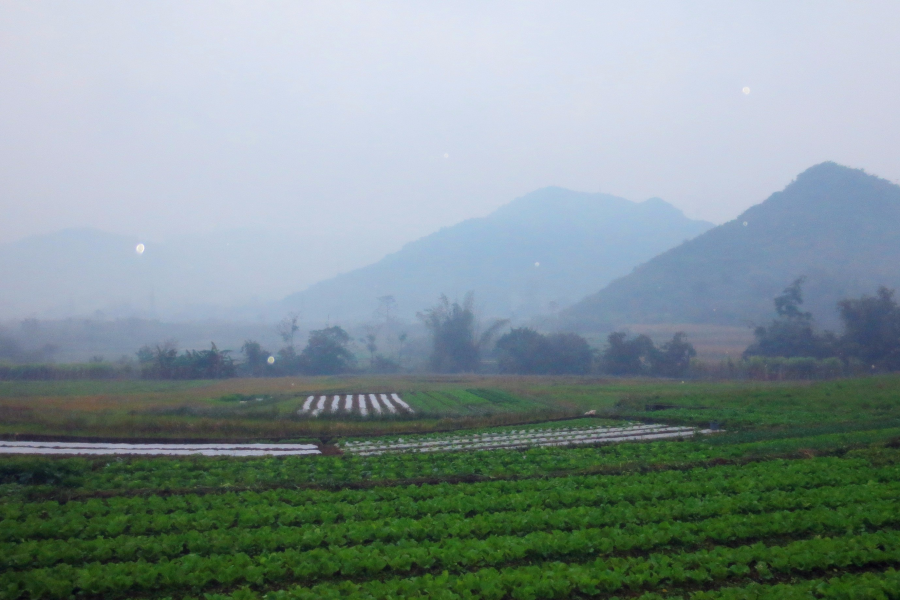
<box><xmin>2</xmin><ymin>375</ymin><xmax>900</xmax><ymax>599</ymax></box>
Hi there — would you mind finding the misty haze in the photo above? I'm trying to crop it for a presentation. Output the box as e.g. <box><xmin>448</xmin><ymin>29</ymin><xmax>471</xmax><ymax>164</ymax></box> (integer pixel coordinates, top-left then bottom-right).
<box><xmin>3</xmin><ymin>3</ymin><xmax>900</xmax><ymax>599</ymax></box>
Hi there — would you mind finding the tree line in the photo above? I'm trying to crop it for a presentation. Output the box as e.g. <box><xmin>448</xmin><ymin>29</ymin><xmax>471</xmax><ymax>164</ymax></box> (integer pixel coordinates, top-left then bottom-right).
<box><xmin>744</xmin><ymin>277</ymin><xmax>900</xmax><ymax>371</ymax></box>
<box><xmin>7</xmin><ymin>281</ymin><xmax>900</xmax><ymax>381</ymax></box>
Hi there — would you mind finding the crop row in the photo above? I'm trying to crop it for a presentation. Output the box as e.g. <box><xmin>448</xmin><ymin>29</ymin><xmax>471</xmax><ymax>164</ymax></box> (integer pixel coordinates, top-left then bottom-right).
<box><xmin>2</xmin><ymin>454</ymin><xmax>883</xmax><ymax>522</ymax></box>
<box><xmin>4</xmin><ymin>458</ymin><xmax>894</xmax><ymax>542</ymax></box>
<box><xmin>50</xmin><ymin>439</ymin><xmax>715</xmax><ymax>491</ymax></box>
<box><xmin>5</xmin><ymin>477</ymin><xmax>897</xmax><ymax>572</ymax></box>
<box><xmin>5</xmin><ymin>504</ymin><xmax>899</xmax><ymax>600</ymax></box>
<box><xmin>202</xmin><ymin>532</ymin><xmax>900</xmax><ymax>600</ymax></box>
<box><xmin>343</xmin><ymin>424</ymin><xmax>700</xmax><ymax>456</ymax></box>
<box><xmin>10</xmin><ymin>427</ymin><xmax>892</xmax><ymax>496</ymax></box>
<box><xmin>668</xmin><ymin>568</ymin><xmax>900</xmax><ymax>599</ymax></box>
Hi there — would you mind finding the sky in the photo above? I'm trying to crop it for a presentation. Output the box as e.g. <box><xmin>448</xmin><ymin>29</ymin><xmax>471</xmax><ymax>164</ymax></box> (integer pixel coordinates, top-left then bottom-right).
<box><xmin>2</xmin><ymin>1</ymin><xmax>900</xmax><ymax>275</ymax></box>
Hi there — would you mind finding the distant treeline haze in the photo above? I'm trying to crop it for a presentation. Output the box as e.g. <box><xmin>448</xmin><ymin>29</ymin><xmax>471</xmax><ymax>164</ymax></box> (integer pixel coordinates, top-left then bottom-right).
<box><xmin>2</xmin><ymin>282</ymin><xmax>900</xmax><ymax>381</ymax></box>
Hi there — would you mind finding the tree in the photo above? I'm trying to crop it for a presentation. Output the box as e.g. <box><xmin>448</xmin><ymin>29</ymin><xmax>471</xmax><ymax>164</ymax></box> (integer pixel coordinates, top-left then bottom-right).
<box><xmin>374</xmin><ymin>295</ymin><xmax>397</xmax><ymax>323</ymax></box>
<box><xmin>137</xmin><ymin>340</ymin><xmax>178</xmax><ymax>379</ymax></box>
<box><xmin>544</xmin><ymin>333</ymin><xmax>593</xmax><ymax>375</ymax></box>
<box><xmin>276</xmin><ymin>313</ymin><xmax>300</xmax><ymax>348</ymax></box>
<box><xmin>598</xmin><ymin>331</ymin><xmax>696</xmax><ymax>377</ymax></box>
<box><xmin>650</xmin><ymin>332</ymin><xmax>696</xmax><ymax>377</ymax></box>
<box><xmin>299</xmin><ymin>326</ymin><xmax>355</xmax><ymax>375</ymax></box>
<box><xmin>496</xmin><ymin>328</ymin><xmax>547</xmax><ymax>374</ymax></box>
<box><xmin>418</xmin><ymin>294</ymin><xmax>481</xmax><ymax>373</ymax></box>
<box><xmin>838</xmin><ymin>286</ymin><xmax>900</xmax><ymax>370</ymax></box>
<box><xmin>744</xmin><ymin>277</ymin><xmax>836</xmax><ymax>359</ymax></box>
<box><xmin>363</xmin><ymin>332</ymin><xmax>378</xmax><ymax>364</ymax></box>
<box><xmin>496</xmin><ymin>328</ymin><xmax>592</xmax><ymax>375</ymax></box>
<box><xmin>370</xmin><ymin>354</ymin><xmax>401</xmax><ymax>374</ymax></box>
<box><xmin>600</xmin><ymin>332</ymin><xmax>655</xmax><ymax>375</ymax></box>
<box><xmin>240</xmin><ymin>340</ymin><xmax>272</xmax><ymax>377</ymax></box>
<box><xmin>136</xmin><ymin>341</ymin><xmax>235</xmax><ymax>379</ymax></box>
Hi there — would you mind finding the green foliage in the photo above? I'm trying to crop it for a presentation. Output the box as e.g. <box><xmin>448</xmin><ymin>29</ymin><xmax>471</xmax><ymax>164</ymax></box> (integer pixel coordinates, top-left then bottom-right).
<box><xmin>297</xmin><ymin>326</ymin><xmax>355</xmax><ymax>375</ymax></box>
<box><xmin>239</xmin><ymin>341</ymin><xmax>273</xmax><ymax>377</ymax></box>
<box><xmin>418</xmin><ymin>294</ymin><xmax>480</xmax><ymax>373</ymax></box>
<box><xmin>744</xmin><ymin>277</ymin><xmax>837</xmax><ymax>359</ymax></box>
<box><xmin>496</xmin><ymin>328</ymin><xmax>591</xmax><ymax>375</ymax></box>
<box><xmin>600</xmin><ymin>331</ymin><xmax>696</xmax><ymax>377</ymax></box>
<box><xmin>3</xmin><ymin>452</ymin><xmax>900</xmax><ymax>599</ymax></box>
<box><xmin>838</xmin><ymin>286</ymin><xmax>900</xmax><ymax>370</ymax></box>
<box><xmin>136</xmin><ymin>342</ymin><xmax>236</xmax><ymax>380</ymax></box>
<box><xmin>0</xmin><ymin>458</ymin><xmax>87</xmax><ymax>486</ymax></box>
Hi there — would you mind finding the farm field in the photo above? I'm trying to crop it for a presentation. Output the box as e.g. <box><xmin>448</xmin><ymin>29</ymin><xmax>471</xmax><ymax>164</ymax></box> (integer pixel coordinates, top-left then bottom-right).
<box><xmin>3</xmin><ymin>374</ymin><xmax>900</xmax><ymax>440</ymax></box>
<box><xmin>2</xmin><ymin>376</ymin><xmax>900</xmax><ymax>598</ymax></box>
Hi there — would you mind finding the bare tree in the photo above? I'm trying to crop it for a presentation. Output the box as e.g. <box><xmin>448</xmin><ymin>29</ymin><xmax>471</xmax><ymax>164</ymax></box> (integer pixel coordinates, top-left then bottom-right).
<box><xmin>374</xmin><ymin>295</ymin><xmax>397</xmax><ymax>324</ymax></box>
<box><xmin>276</xmin><ymin>313</ymin><xmax>301</xmax><ymax>349</ymax></box>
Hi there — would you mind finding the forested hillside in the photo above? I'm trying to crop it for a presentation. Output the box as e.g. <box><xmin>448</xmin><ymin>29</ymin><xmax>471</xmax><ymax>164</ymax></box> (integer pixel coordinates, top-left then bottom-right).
<box><xmin>563</xmin><ymin>163</ymin><xmax>900</xmax><ymax>330</ymax></box>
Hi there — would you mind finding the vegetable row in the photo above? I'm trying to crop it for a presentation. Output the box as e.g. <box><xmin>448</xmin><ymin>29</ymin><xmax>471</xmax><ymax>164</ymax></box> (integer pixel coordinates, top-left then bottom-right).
<box><xmin>5</xmin><ymin>477</ymin><xmax>897</xmax><ymax>571</ymax></box>
<box><xmin>203</xmin><ymin>532</ymin><xmax>900</xmax><ymax>600</ymax></box>
<box><xmin>3</xmin><ymin>495</ymin><xmax>898</xmax><ymax>599</ymax></box>
<box><xmin>6</xmin><ymin>506</ymin><xmax>900</xmax><ymax>600</ymax></box>
<box><xmin>4</xmin><ymin>458</ymin><xmax>895</xmax><ymax>542</ymax></box>
<box><xmin>8</xmin><ymin>427</ymin><xmax>899</xmax><ymax>496</ymax></box>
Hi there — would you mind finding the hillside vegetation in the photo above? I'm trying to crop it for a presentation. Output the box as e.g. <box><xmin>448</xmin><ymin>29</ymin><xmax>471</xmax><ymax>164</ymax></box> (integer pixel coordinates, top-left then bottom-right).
<box><xmin>563</xmin><ymin>162</ymin><xmax>900</xmax><ymax>331</ymax></box>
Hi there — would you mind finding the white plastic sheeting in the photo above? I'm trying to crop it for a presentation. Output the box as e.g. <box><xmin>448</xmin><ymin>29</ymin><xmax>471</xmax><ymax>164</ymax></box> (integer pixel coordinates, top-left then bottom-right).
<box><xmin>342</xmin><ymin>423</ymin><xmax>712</xmax><ymax>456</ymax></box>
<box><xmin>0</xmin><ymin>441</ymin><xmax>321</xmax><ymax>457</ymax></box>
<box><xmin>296</xmin><ymin>393</ymin><xmax>413</xmax><ymax>417</ymax></box>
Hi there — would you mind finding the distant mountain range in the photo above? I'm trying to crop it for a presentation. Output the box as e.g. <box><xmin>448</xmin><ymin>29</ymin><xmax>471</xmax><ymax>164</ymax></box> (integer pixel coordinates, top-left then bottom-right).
<box><xmin>0</xmin><ymin>188</ymin><xmax>712</xmax><ymax>324</ymax></box>
<box><xmin>279</xmin><ymin>187</ymin><xmax>714</xmax><ymax>322</ymax></box>
<box><xmin>0</xmin><ymin>227</ymin><xmax>365</xmax><ymax>321</ymax></box>
<box><xmin>562</xmin><ymin>162</ymin><xmax>900</xmax><ymax>331</ymax></box>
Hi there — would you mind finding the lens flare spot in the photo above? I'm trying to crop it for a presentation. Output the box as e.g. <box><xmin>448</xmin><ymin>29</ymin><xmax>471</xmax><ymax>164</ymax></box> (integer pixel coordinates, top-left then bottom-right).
<box><xmin>534</xmin><ymin>262</ymin><xmax>540</xmax><ymax>268</ymax></box>
<box><xmin>267</xmin><ymin>356</ymin><xmax>275</xmax><ymax>365</ymax></box>
<box><xmin>742</xmin><ymin>87</ymin><xmax>750</xmax><ymax>95</ymax></box>
<box><xmin>135</xmin><ymin>243</ymin><xmax>145</xmax><ymax>254</ymax></box>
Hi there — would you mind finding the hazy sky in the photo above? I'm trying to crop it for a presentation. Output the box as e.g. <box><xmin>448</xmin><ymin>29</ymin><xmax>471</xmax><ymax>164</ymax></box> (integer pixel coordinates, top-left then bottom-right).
<box><xmin>3</xmin><ymin>1</ymin><xmax>900</xmax><ymax>267</ymax></box>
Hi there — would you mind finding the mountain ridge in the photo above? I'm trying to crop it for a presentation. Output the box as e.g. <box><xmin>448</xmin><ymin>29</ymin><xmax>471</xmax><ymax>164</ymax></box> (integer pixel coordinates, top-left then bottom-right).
<box><xmin>561</xmin><ymin>162</ymin><xmax>900</xmax><ymax>331</ymax></box>
<box><xmin>279</xmin><ymin>186</ymin><xmax>714</xmax><ymax>322</ymax></box>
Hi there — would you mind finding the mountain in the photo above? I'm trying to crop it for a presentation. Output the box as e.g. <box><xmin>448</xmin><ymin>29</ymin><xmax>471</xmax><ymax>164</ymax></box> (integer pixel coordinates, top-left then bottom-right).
<box><xmin>561</xmin><ymin>163</ymin><xmax>900</xmax><ymax>331</ymax></box>
<box><xmin>279</xmin><ymin>187</ymin><xmax>713</xmax><ymax>322</ymax></box>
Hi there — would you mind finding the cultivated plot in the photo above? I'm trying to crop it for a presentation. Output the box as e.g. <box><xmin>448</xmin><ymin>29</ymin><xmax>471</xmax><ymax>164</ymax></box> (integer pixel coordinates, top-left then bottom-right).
<box><xmin>297</xmin><ymin>393</ymin><xmax>414</xmax><ymax>417</ymax></box>
<box><xmin>342</xmin><ymin>422</ymin><xmax>711</xmax><ymax>455</ymax></box>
